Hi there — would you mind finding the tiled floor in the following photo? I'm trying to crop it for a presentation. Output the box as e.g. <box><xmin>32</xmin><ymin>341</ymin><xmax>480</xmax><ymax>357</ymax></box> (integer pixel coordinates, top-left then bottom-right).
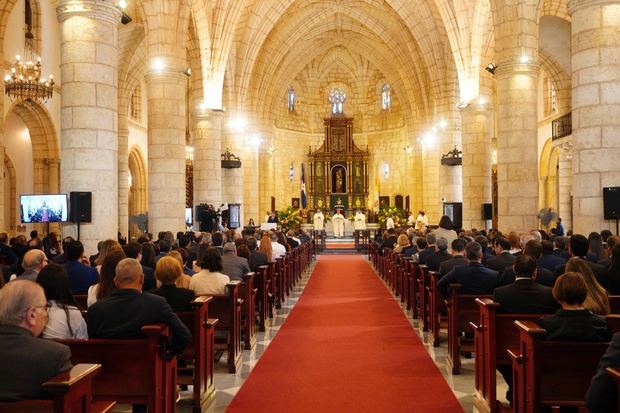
<box><xmin>114</xmin><ymin>255</ymin><xmax>507</xmax><ymax>412</ymax></box>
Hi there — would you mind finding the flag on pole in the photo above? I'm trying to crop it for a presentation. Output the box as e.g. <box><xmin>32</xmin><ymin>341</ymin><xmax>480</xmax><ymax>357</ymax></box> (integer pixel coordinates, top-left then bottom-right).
<box><xmin>301</xmin><ymin>163</ymin><xmax>307</xmax><ymax>208</ymax></box>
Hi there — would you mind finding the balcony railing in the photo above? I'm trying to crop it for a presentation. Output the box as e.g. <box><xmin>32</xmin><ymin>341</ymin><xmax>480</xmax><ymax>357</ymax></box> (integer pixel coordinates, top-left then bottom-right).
<box><xmin>552</xmin><ymin>112</ymin><xmax>572</xmax><ymax>140</ymax></box>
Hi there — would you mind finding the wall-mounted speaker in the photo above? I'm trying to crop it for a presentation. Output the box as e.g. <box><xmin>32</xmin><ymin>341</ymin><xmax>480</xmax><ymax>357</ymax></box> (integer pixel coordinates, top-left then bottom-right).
<box><xmin>69</xmin><ymin>192</ymin><xmax>92</xmax><ymax>222</ymax></box>
<box><xmin>482</xmin><ymin>203</ymin><xmax>493</xmax><ymax>220</ymax></box>
<box><xmin>603</xmin><ymin>187</ymin><xmax>620</xmax><ymax>220</ymax></box>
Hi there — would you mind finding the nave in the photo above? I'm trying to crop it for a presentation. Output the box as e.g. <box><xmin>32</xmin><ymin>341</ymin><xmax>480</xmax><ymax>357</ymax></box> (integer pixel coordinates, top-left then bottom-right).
<box><xmin>191</xmin><ymin>254</ymin><xmax>466</xmax><ymax>413</ymax></box>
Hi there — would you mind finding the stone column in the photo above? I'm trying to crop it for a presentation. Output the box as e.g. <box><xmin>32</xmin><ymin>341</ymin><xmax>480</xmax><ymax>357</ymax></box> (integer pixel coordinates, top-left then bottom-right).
<box><xmin>57</xmin><ymin>0</ymin><xmax>120</xmax><ymax>254</ymax></box>
<box><xmin>569</xmin><ymin>0</ymin><xmax>620</xmax><ymax>234</ymax></box>
<box><xmin>495</xmin><ymin>61</ymin><xmax>539</xmax><ymax>232</ymax></box>
<box><xmin>0</xmin><ymin>145</ymin><xmax>5</xmax><ymax>232</ymax></box>
<box><xmin>193</xmin><ymin>110</ymin><xmax>222</xmax><ymax>207</ymax></box>
<box><xmin>118</xmin><ymin>105</ymin><xmax>129</xmax><ymax>239</ymax></box>
<box><xmin>461</xmin><ymin>103</ymin><xmax>493</xmax><ymax>230</ymax></box>
<box><xmin>47</xmin><ymin>159</ymin><xmax>62</xmax><ymax>235</ymax></box>
<box><xmin>145</xmin><ymin>70</ymin><xmax>186</xmax><ymax>234</ymax></box>
<box><xmin>243</xmin><ymin>144</ymin><xmax>260</xmax><ymax>225</ymax></box>
<box><xmin>422</xmin><ymin>142</ymin><xmax>441</xmax><ymax>224</ymax></box>
<box><xmin>221</xmin><ymin>131</ymin><xmax>244</xmax><ymax>214</ymax></box>
<box><xmin>558</xmin><ymin>144</ymin><xmax>573</xmax><ymax>232</ymax></box>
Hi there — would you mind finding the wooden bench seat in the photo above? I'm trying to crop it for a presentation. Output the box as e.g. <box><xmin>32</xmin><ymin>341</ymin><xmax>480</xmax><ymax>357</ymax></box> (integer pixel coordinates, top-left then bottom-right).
<box><xmin>240</xmin><ymin>272</ymin><xmax>257</xmax><ymax>350</ymax></box>
<box><xmin>57</xmin><ymin>324</ymin><xmax>175</xmax><ymax>413</ymax></box>
<box><xmin>176</xmin><ymin>295</ymin><xmax>218</xmax><ymax>413</ymax></box>
<box><xmin>0</xmin><ymin>364</ymin><xmax>114</xmax><ymax>413</ymax></box>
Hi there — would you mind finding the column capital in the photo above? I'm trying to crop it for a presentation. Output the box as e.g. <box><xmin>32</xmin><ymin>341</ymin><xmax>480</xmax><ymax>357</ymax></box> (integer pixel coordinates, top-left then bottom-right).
<box><xmin>57</xmin><ymin>0</ymin><xmax>122</xmax><ymax>25</ymax></box>
<box><xmin>194</xmin><ymin>108</ymin><xmax>225</xmax><ymax>121</ymax></box>
<box><xmin>144</xmin><ymin>70</ymin><xmax>188</xmax><ymax>85</ymax></box>
<box><xmin>568</xmin><ymin>0</ymin><xmax>618</xmax><ymax>14</ymax></box>
<box><xmin>460</xmin><ymin>101</ymin><xmax>493</xmax><ymax>114</ymax></box>
<box><xmin>494</xmin><ymin>62</ymin><xmax>540</xmax><ymax>79</ymax></box>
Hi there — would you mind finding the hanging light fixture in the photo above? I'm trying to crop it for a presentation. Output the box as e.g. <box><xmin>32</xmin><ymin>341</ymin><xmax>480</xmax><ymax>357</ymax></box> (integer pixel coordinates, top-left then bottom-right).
<box><xmin>4</xmin><ymin>1</ymin><xmax>54</xmax><ymax>102</ymax></box>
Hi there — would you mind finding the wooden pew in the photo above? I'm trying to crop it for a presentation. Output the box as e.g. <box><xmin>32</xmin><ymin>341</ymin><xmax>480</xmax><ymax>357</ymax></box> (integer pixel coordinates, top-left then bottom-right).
<box><xmin>204</xmin><ymin>281</ymin><xmax>243</xmax><ymax>374</ymax></box>
<box><xmin>0</xmin><ymin>364</ymin><xmax>115</xmax><ymax>413</ymax></box>
<box><xmin>240</xmin><ymin>272</ymin><xmax>257</xmax><ymax>349</ymax></box>
<box><xmin>610</xmin><ymin>295</ymin><xmax>620</xmax><ymax>313</ymax></box>
<box><xmin>470</xmin><ymin>298</ymin><xmax>546</xmax><ymax>413</ymax></box>
<box><xmin>606</xmin><ymin>367</ymin><xmax>620</xmax><ymax>411</ymax></box>
<box><xmin>267</xmin><ymin>261</ymin><xmax>277</xmax><ymax>316</ymax></box>
<box><xmin>508</xmin><ymin>319</ymin><xmax>612</xmax><ymax>413</ymax></box>
<box><xmin>408</xmin><ymin>261</ymin><xmax>420</xmax><ymax>318</ymax></box>
<box><xmin>446</xmin><ymin>284</ymin><xmax>493</xmax><ymax>374</ymax></box>
<box><xmin>428</xmin><ymin>270</ymin><xmax>447</xmax><ymax>347</ymax></box>
<box><xmin>275</xmin><ymin>257</ymin><xmax>285</xmax><ymax>309</ymax></box>
<box><xmin>417</xmin><ymin>265</ymin><xmax>430</xmax><ymax>332</ymax></box>
<box><xmin>57</xmin><ymin>324</ymin><xmax>175</xmax><ymax>413</ymax></box>
<box><xmin>255</xmin><ymin>265</ymin><xmax>271</xmax><ymax>331</ymax></box>
<box><xmin>176</xmin><ymin>296</ymin><xmax>218</xmax><ymax>413</ymax></box>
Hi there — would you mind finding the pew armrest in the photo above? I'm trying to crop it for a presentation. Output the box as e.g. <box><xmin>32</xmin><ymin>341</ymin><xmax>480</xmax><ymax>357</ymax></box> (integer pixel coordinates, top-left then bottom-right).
<box><xmin>42</xmin><ymin>363</ymin><xmax>101</xmax><ymax>394</ymax></box>
<box><xmin>606</xmin><ymin>367</ymin><xmax>620</xmax><ymax>382</ymax></box>
<box><xmin>507</xmin><ymin>348</ymin><xmax>523</xmax><ymax>364</ymax></box>
<box><xmin>514</xmin><ymin>319</ymin><xmax>546</xmax><ymax>338</ymax></box>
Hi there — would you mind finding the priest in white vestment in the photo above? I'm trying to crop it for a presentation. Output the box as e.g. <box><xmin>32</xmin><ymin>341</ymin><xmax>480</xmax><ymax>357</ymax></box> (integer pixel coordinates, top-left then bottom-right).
<box><xmin>354</xmin><ymin>210</ymin><xmax>366</xmax><ymax>231</ymax></box>
<box><xmin>313</xmin><ymin>209</ymin><xmax>325</xmax><ymax>231</ymax></box>
<box><xmin>332</xmin><ymin>210</ymin><xmax>345</xmax><ymax>238</ymax></box>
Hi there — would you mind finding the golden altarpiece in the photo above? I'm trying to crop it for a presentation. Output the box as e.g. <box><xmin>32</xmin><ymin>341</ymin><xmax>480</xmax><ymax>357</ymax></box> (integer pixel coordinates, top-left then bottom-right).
<box><xmin>307</xmin><ymin>117</ymin><xmax>369</xmax><ymax>212</ymax></box>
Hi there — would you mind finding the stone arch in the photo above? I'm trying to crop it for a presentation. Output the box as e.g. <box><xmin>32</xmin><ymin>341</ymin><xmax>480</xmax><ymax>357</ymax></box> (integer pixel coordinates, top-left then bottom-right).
<box><xmin>539</xmin><ymin>137</ymin><xmax>561</xmax><ymax>212</ymax></box>
<box><xmin>0</xmin><ymin>0</ymin><xmax>19</xmax><ymax>55</ymax></box>
<box><xmin>6</xmin><ymin>100</ymin><xmax>60</xmax><ymax>194</ymax></box>
<box><xmin>128</xmin><ymin>145</ymin><xmax>147</xmax><ymax>237</ymax></box>
<box><xmin>3</xmin><ymin>153</ymin><xmax>17</xmax><ymax>233</ymax></box>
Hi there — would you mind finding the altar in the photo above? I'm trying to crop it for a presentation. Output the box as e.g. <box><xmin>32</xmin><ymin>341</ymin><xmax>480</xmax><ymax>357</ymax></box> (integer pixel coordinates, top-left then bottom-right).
<box><xmin>307</xmin><ymin>116</ymin><xmax>369</xmax><ymax>213</ymax></box>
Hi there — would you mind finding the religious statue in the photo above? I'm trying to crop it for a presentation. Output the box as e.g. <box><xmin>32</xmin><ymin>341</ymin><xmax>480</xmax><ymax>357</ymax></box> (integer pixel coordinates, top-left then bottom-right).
<box><xmin>332</xmin><ymin>209</ymin><xmax>345</xmax><ymax>238</ymax></box>
<box><xmin>335</xmin><ymin>168</ymin><xmax>344</xmax><ymax>192</ymax></box>
<box><xmin>328</xmin><ymin>88</ymin><xmax>346</xmax><ymax>115</ymax></box>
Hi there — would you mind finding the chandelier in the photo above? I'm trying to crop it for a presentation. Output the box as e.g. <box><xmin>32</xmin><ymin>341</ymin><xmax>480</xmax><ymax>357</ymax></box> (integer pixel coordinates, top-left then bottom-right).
<box><xmin>4</xmin><ymin>31</ymin><xmax>54</xmax><ymax>102</ymax></box>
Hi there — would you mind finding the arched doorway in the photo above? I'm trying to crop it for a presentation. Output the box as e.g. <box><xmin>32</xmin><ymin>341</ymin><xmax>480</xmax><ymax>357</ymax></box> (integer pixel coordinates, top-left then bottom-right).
<box><xmin>128</xmin><ymin>146</ymin><xmax>147</xmax><ymax>239</ymax></box>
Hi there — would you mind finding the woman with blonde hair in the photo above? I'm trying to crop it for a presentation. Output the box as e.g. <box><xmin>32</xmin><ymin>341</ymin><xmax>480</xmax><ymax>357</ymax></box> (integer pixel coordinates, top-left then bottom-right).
<box><xmin>88</xmin><ymin>249</ymin><xmax>126</xmax><ymax>307</ymax></box>
<box><xmin>393</xmin><ymin>233</ymin><xmax>410</xmax><ymax>254</ymax></box>
<box><xmin>259</xmin><ymin>235</ymin><xmax>274</xmax><ymax>263</ymax></box>
<box><xmin>565</xmin><ymin>257</ymin><xmax>610</xmax><ymax>315</ymax></box>
<box><xmin>166</xmin><ymin>250</ymin><xmax>192</xmax><ymax>289</ymax></box>
<box><xmin>150</xmin><ymin>256</ymin><xmax>195</xmax><ymax>312</ymax></box>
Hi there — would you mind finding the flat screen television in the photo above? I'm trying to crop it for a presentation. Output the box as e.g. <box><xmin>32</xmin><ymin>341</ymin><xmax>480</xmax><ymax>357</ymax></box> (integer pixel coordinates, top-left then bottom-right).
<box><xmin>20</xmin><ymin>194</ymin><xmax>69</xmax><ymax>223</ymax></box>
<box><xmin>185</xmin><ymin>207</ymin><xmax>193</xmax><ymax>226</ymax></box>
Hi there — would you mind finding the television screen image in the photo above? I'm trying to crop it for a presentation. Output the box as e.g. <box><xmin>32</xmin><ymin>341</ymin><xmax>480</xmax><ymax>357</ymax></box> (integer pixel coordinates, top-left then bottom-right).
<box><xmin>20</xmin><ymin>194</ymin><xmax>69</xmax><ymax>223</ymax></box>
<box><xmin>185</xmin><ymin>207</ymin><xmax>193</xmax><ymax>226</ymax></box>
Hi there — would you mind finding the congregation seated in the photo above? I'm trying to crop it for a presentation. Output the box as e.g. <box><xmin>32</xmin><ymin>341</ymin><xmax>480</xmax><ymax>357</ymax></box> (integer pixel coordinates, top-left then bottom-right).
<box><xmin>286</xmin><ymin>230</ymin><xmax>300</xmax><ymax>248</ymax></box>
<box><xmin>37</xmin><ymin>263</ymin><xmax>88</xmax><ymax>339</ymax></box>
<box><xmin>392</xmin><ymin>233</ymin><xmax>410</xmax><ymax>254</ymax></box>
<box><xmin>271</xmin><ymin>232</ymin><xmax>287</xmax><ymax>261</ymax></box>
<box><xmin>64</xmin><ymin>241</ymin><xmax>98</xmax><ymax>293</ymax></box>
<box><xmin>539</xmin><ymin>239</ymin><xmax>567</xmax><ymax>272</ymax></box>
<box><xmin>259</xmin><ymin>235</ymin><xmax>274</xmax><ymax>263</ymax></box>
<box><xmin>537</xmin><ymin>272</ymin><xmax>611</xmax><ymax>342</ymax></box>
<box><xmin>485</xmin><ymin>237</ymin><xmax>515</xmax><ymax>272</ymax></box>
<box><xmin>586</xmin><ymin>331</ymin><xmax>620</xmax><ymax>413</ymax></box>
<box><xmin>497</xmin><ymin>240</ymin><xmax>555</xmax><ymax>287</ymax></box>
<box><xmin>606</xmin><ymin>243</ymin><xmax>620</xmax><ymax>294</ymax></box>
<box><xmin>565</xmin><ymin>257</ymin><xmax>610</xmax><ymax>315</ymax></box>
<box><xmin>0</xmin><ymin>232</ymin><xmax>17</xmax><ymax>266</ymax></box>
<box><xmin>0</xmin><ymin>279</ymin><xmax>73</xmax><ymax>400</ymax></box>
<box><xmin>94</xmin><ymin>239</ymin><xmax>123</xmax><ymax>274</ymax></box>
<box><xmin>166</xmin><ymin>250</ymin><xmax>192</xmax><ymax>288</ymax></box>
<box><xmin>437</xmin><ymin>241</ymin><xmax>499</xmax><ymax>298</ymax></box>
<box><xmin>16</xmin><ymin>249</ymin><xmax>47</xmax><ymax>282</ymax></box>
<box><xmin>438</xmin><ymin>238</ymin><xmax>467</xmax><ymax>276</ymax></box>
<box><xmin>221</xmin><ymin>242</ymin><xmax>251</xmax><ymax>281</ymax></box>
<box><xmin>553</xmin><ymin>234</ymin><xmax>608</xmax><ymax>288</ymax></box>
<box><xmin>417</xmin><ymin>233</ymin><xmax>436</xmax><ymax>264</ymax></box>
<box><xmin>424</xmin><ymin>237</ymin><xmax>451</xmax><ymax>271</ymax></box>
<box><xmin>122</xmin><ymin>242</ymin><xmax>156</xmax><ymax>290</ymax></box>
<box><xmin>86</xmin><ymin>257</ymin><xmax>192</xmax><ymax>355</ymax></box>
<box><xmin>190</xmin><ymin>247</ymin><xmax>230</xmax><ymax>295</ymax></box>
<box><xmin>588</xmin><ymin>231</ymin><xmax>608</xmax><ymax>263</ymax></box>
<box><xmin>431</xmin><ymin>215</ymin><xmax>458</xmax><ymax>250</ymax></box>
<box><xmin>87</xmin><ymin>249</ymin><xmax>126</xmax><ymax>307</ymax></box>
<box><xmin>247</xmin><ymin>236</ymin><xmax>268</xmax><ymax>272</ymax></box>
<box><xmin>149</xmin><ymin>256</ymin><xmax>195</xmax><ymax>312</ymax></box>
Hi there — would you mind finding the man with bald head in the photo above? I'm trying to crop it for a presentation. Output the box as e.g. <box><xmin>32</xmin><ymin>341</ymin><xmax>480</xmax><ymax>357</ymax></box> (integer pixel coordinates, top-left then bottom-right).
<box><xmin>0</xmin><ymin>279</ymin><xmax>72</xmax><ymax>400</ymax></box>
<box><xmin>86</xmin><ymin>258</ymin><xmax>191</xmax><ymax>356</ymax></box>
<box><xmin>16</xmin><ymin>249</ymin><xmax>48</xmax><ymax>281</ymax></box>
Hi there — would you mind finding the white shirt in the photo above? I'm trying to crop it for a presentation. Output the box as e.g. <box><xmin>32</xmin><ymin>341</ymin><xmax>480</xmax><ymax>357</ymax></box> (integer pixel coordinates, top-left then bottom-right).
<box><xmin>407</xmin><ymin>214</ymin><xmax>415</xmax><ymax>225</ymax></box>
<box><xmin>386</xmin><ymin>217</ymin><xmax>395</xmax><ymax>230</ymax></box>
<box><xmin>189</xmin><ymin>269</ymin><xmax>230</xmax><ymax>295</ymax></box>
<box><xmin>271</xmin><ymin>241</ymin><xmax>287</xmax><ymax>261</ymax></box>
<box><xmin>87</xmin><ymin>284</ymin><xmax>99</xmax><ymax>307</ymax></box>
<box><xmin>415</xmin><ymin>214</ymin><xmax>428</xmax><ymax>230</ymax></box>
<box><xmin>42</xmin><ymin>301</ymin><xmax>88</xmax><ymax>339</ymax></box>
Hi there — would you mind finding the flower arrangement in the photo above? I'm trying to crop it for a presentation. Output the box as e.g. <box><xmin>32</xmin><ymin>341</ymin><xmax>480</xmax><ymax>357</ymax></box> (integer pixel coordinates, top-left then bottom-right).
<box><xmin>277</xmin><ymin>206</ymin><xmax>303</xmax><ymax>230</ymax></box>
<box><xmin>378</xmin><ymin>206</ymin><xmax>405</xmax><ymax>228</ymax></box>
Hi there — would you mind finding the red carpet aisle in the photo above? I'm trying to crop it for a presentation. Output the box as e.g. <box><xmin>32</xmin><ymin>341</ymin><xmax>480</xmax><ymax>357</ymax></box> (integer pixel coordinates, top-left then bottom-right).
<box><xmin>226</xmin><ymin>255</ymin><xmax>464</xmax><ymax>413</ymax></box>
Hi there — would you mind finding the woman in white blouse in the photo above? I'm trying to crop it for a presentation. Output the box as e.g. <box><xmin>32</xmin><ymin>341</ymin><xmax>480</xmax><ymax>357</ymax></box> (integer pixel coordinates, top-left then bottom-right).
<box><xmin>37</xmin><ymin>263</ymin><xmax>88</xmax><ymax>339</ymax></box>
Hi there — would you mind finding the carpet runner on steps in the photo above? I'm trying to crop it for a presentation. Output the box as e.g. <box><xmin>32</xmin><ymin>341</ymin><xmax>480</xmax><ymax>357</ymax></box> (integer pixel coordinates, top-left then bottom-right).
<box><xmin>226</xmin><ymin>255</ymin><xmax>464</xmax><ymax>413</ymax></box>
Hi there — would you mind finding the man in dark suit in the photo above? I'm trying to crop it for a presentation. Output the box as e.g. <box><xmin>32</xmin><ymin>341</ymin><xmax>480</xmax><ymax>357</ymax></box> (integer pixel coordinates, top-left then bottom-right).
<box><xmin>437</xmin><ymin>241</ymin><xmax>500</xmax><ymax>298</ymax></box>
<box><xmin>221</xmin><ymin>242</ymin><xmax>250</xmax><ymax>281</ymax></box>
<box><xmin>247</xmin><ymin>236</ymin><xmax>268</xmax><ymax>272</ymax></box>
<box><xmin>493</xmin><ymin>254</ymin><xmax>557</xmax><ymax>403</ymax></box>
<box><xmin>425</xmin><ymin>237</ymin><xmax>452</xmax><ymax>271</ymax></box>
<box><xmin>486</xmin><ymin>237</ymin><xmax>516</xmax><ymax>272</ymax></box>
<box><xmin>211</xmin><ymin>232</ymin><xmax>224</xmax><ymax>256</ymax></box>
<box><xmin>553</xmin><ymin>236</ymin><xmax>571</xmax><ymax>260</ymax></box>
<box><xmin>87</xmin><ymin>258</ymin><xmax>191</xmax><ymax>356</ymax></box>
<box><xmin>538</xmin><ymin>239</ymin><xmax>566</xmax><ymax>272</ymax></box>
<box><xmin>0</xmin><ymin>279</ymin><xmax>72</xmax><ymax>400</ymax></box>
<box><xmin>586</xmin><ymin>331</ymin><xmax>620</xmax><ymax>413</ymax></box>
<box><xmin>439</xmin><ymin>238</ymin><xmax>468</xmax><ymax>276</ymax></box>
<box><xmin>122</xmin><ymin>242</ymin><xmax>156</xmax><ymax>290</ymax></box>
<box><xmin>498</xmin><ymin>240</ymin><xmax>555</xmax><ymax>287</ymax></box>
<box><xmin>53</xmin><ymin>236</ymin><xmax>74</xmax><ymax>265</ymax></box>
<box><xmin>417</xmin><ymin>233</ymin><xmax>436</xmax><ymax>265</ymax></box>
<box><xmin>64</xmin><ymin>240</ymin><xmax>98</xmax><ymax>294</ymax></box>
<box><xmin>494</xmin><ymin>255</ymin><xmax>557</xmax><ymax>314</ymax></box>
<box><xmin>379</xmin><ymin>228</ymin><xmax>397</xmax><ymax>255</ymax></box>
<box><xmin>553</xmin><ymin>234</ymin><xmax>608</xmax><ymax>287</ymax></box>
